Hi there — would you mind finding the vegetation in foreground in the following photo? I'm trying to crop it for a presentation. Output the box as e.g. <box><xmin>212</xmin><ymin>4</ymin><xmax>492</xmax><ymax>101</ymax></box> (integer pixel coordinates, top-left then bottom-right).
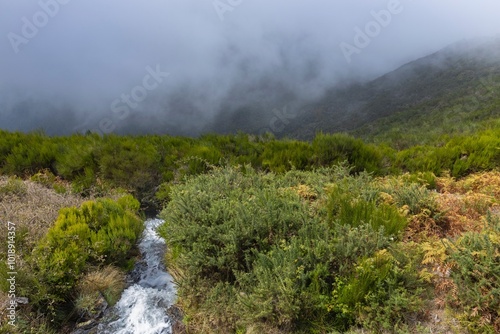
<box><xmin>0</xmin><ymin>176</ymin><xmax>143</xmax><ymax>333</ymax></box>
<box><xmin>0</xmin><ymin>123</ymin><xmax>498</xmax><ymax>333</ymax></box>
<box><xmin>159</xmin><ymin>166</ymin><xmax>500</xmax><ymax>333</ymax></box>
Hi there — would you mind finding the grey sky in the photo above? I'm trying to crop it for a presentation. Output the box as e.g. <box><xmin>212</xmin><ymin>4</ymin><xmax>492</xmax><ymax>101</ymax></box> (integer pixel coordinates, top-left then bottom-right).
<box><xmin>1</xmin><ymin>0</ymin><xmax>500</xmax><ymax>134</ymax></box>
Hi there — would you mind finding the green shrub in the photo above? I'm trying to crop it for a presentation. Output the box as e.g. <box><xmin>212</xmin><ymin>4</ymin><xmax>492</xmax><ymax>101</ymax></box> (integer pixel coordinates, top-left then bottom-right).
<box><xmin>330</xmin><ymin>224</ymin><xmax>391</xmax><ymax>277</ymax></box>
<box><xmin>382</xmin><ymin>179</ymin><xmax>439</xmax><ymax>216</ymax></box>
<box><xmin>237</xmin><ymin>224</ymin><xmax>333</xmax><ymax>330</ymax></box>
<box><xmin>327</xmin><ymin>180</ymin><xmax>408</xmax><ymax>236</ymax></box>
<box><xmin>261</xmin><ymin>140</ymin><xmax>311</xmax><ymax>173</ymax></box>
<box><xmin>159</xmin><ymin>166</ymin><xmax>310</xmax><ymax>284</ymax></box>
<box><xmin>26</xmin><ymin>195</ymin><xmax>142</xmax><ymax>321</ymax></box>
<box><xmin>334</xmin><ymin>243</ymin><xmax>428</xmax><ymax>332</ymax></box>
<box><xmin>395</xmin><ymin>128</ymin><xmax>500</xmax><ymax>177</ymax></box>
<box><xmin>159</xmin><ymin>166</ymin><xmax>429</xmax><ymax>333</ymax></box>
<box><xmin>3</xmin><ymin>133</ymin><xmax>57</xmax><ymax>176</ymax></box>
<box><xmin>446</xmin><ymin>213</ymin><xmax>500</xmax><ymax>333</ymax></box>
<box><xmin>312</xmin><ymin>133</ymin><xmax>383</xmax><ymax>174</ymax></box>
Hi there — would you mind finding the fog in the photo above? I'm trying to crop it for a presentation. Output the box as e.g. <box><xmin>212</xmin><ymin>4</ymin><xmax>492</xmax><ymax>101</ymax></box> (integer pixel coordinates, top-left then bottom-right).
<box><xmin>1</xmin><ymin>0</ymin><xmax>500</xmax><ymax>135</ymax></box>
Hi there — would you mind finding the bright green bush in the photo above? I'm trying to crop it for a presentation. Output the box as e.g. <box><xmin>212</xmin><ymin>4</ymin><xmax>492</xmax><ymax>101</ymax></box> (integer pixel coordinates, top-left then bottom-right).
<box><xmin>0</xmin><ymin>130</ymin><xmax>23</xmax><ymax>170</ymax></box>
<box><xmin>2</xmin><ymin>132</ymin><xmax>57</xmax><ymax>176</ymax></box>
<box><xmin>399</xmin><ymin>171</ymin><xmax>437</xmax><ymax>189</ymax></box>
<box><xmin>395</xmin><ymin>127</ymin><xmax>500</xmax><ymax>177</ymax></box>
<box><xmin>327</xmin><ymin>176</ymin><xmax>408</xmax><ymax>236</ymax></box>
<box><xmin>27</xmin><ymin>195</ymin><xmax>142</xmax><ymax>319</ymax></box>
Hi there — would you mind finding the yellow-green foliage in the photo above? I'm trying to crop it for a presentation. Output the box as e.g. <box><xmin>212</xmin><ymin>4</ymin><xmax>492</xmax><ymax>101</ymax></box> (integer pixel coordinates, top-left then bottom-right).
<box><xmin>395</xmin><ymin>127</ymin><xmax>500</xmax><ymax>177</ymax></box>
<box><xmin>261</xmin><ymin>140</ymin><xmax>312</xmax><ymax>172</ymax></box>
<box><xmin>28</xmin><ymin>195</ymin><xmax>142</xmax><ymax>319</ymax></box>
<box><xmin>446</xmin><ymin>213</ymin><xmax>500</xmax><ymax>333</ymax></box>
<box><xmin>327</xmin><ymin>173</ymin><xmax>408</xmax><ymax>236</ymax></box>
<box><xmin>312</xmin><ymin>133</ymin><xmax>383</xmax><ymax>174</ymax></box>
<box><xmin>159</xmin><ymin>166</ymin><xmax>428</xmax><ymax>333</ymax></box>
<box><xmin>1</xmin><ymin>126</ymin><xmax>498</xmax><ymax>213</ymax></box>
<box><xmin>0</xmin><ymin>121</ymin><xmax>499</xmax><ymax>333</ymax></box>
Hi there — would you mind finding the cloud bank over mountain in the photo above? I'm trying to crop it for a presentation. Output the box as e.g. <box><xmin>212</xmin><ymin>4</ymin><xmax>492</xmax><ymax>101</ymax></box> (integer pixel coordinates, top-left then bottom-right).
<box><xmin>1</xmin><ymin>0</ymin><xmax>500</xmax><ymax>135</ymax></box>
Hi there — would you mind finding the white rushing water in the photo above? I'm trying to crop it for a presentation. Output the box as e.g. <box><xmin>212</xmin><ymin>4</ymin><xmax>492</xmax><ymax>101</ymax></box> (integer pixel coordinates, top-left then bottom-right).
<box><xmin>98</xmin><ymin>219</ymin><xmax>176</xmax><ymax>334</ymax></box>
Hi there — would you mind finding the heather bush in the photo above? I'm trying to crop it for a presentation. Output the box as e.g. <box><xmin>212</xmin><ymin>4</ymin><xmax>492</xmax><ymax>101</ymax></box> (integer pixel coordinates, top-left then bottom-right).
<box><xmin>159</xmin><ymin>166</ymin><xmax>429</xmax><ymax>333</ymax></box>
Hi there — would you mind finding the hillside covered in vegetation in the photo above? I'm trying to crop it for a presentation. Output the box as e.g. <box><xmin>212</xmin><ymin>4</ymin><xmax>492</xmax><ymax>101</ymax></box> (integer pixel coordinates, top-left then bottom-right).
<box><xmin>282</xmin><ymin>38</ymin><xmax>500</xmax><ymax>142</ymax></box>
<box><xmin>0</xmin><ymin>117</ymin><xmax>499</xmax><ymax>333</ymax></box>
<box><xmin>1</xmin><ymin>38</ymin><xmax>500</xmax><ymax>334</ymax></box>
<box><xmin>160</xmin><ymin>166</ymin><xmax>500</xmax><ymax>333</ymax></box>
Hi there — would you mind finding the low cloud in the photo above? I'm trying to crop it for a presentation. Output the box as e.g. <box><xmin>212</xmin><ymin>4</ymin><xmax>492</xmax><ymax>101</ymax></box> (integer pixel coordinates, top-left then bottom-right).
<box><xmin>1</xmin><ymin>0</ymin><xmax>500</xmax><ymax>135</ymax></box>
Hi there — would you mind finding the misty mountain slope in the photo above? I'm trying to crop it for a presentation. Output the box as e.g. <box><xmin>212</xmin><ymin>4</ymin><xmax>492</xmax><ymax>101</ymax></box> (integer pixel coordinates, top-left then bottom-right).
<box><xmin>283</xmin><ymin>37</ymin><xmax>500</xmax><ymax>141</ymax></box>
<box><xmin>352</xmin><ymin>83</ymin><xmax>500</xmax><ymax>149</ymax></box>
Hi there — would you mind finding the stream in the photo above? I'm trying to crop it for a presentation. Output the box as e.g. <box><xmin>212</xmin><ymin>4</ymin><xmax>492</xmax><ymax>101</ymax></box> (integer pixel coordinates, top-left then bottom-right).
<box><xmin>98</xmin><ymin>219</ymin><xmax>177</xmax><ymax>334</ymax></box>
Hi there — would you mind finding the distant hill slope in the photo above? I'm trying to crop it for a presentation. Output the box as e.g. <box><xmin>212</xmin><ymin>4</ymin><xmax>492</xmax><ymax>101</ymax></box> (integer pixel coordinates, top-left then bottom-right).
<box><xmin>283</xmin><ymin>37</ymin><xmax>500</xmax><ymax>143</ymax></box>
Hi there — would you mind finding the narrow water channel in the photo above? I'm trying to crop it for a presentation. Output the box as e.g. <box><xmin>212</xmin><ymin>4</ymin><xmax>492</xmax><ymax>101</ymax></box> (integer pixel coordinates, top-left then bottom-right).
<box><xmin>98</xmin><ymin>219</ymin><xmax>176</xmax><ymax>334</ymax></box>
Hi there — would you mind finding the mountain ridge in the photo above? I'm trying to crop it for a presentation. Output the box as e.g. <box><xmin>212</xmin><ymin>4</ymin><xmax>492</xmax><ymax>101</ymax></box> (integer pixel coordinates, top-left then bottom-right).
<box><xmin>277</xmin><ymin>37</ymin><xmax>500</xmax><ymax>141</ymax></box>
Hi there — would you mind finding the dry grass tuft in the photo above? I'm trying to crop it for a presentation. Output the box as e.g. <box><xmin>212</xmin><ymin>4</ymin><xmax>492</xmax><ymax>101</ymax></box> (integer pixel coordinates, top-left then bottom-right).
<box><xmin>77</xmin><ymin>265</ymin><xmax>125</xmax><ymax>309</ymax></box>
<box><xmin>78</xmin><ymin>266</ymin><xmax>125</xmax><ymax>299</ymax></box>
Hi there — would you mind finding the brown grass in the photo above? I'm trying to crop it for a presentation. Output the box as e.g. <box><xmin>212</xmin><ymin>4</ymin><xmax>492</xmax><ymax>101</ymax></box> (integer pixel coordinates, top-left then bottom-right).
<box><xmin>405</xmin><ymin>172</ymin><xmax>500</xmax><ymax>334</ymax></box>
<box><xmin>76</xmin><ymin>265</ymin><xmax>125</xmax><ymax>317</ymax></box>
<box><xmin>78</xmin><ymin>266</ymin><xmax>125</xmax><ymax>300</ymax></box>
<box><xmin>0</xmin><ymin>176</ymin><xmax>87</xmax><ymax>250</ymax></box>
<box><xmin>435</xmin><ymin>172</ymin><xmax>499</xmax><ymax>237</ymax></box>
<box><xmin>0</xmin><ymin>176</ymin><xmax>88</xmax><ymax>330</ymax></box>
<box><xmin>437</xmin><ymin>171</ymin><xmax>500</xmax><ymax>198</ymax></box>
<box><xmin>404</xmin><ymin>172</ymin><xmax>499</xmax><ymax>242</ymax></box>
